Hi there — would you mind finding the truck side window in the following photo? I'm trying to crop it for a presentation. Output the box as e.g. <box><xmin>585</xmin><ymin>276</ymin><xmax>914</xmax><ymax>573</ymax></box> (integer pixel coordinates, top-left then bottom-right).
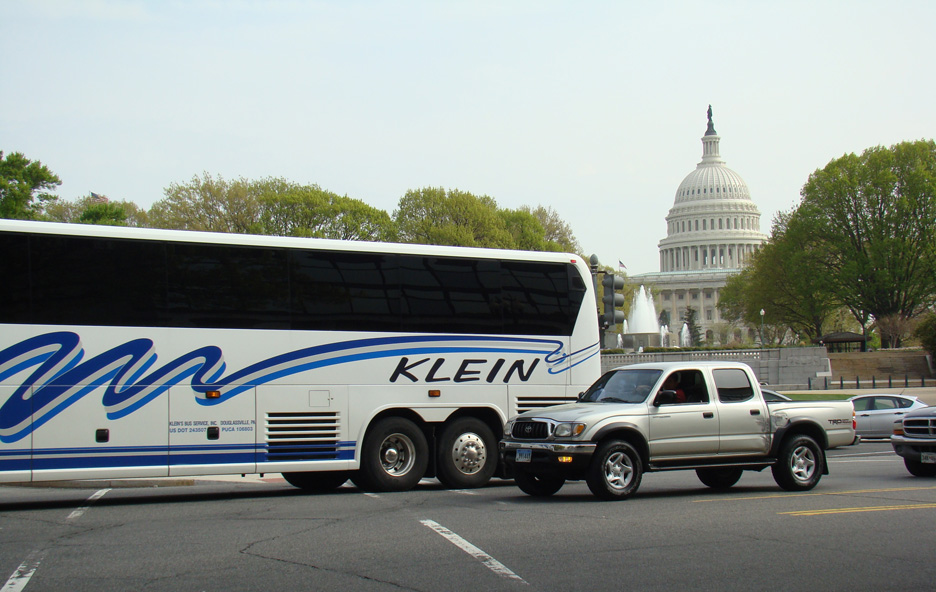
<box><xmin>713</xmin><ymin>368</ymin><xmax>754</xmax><ymax>403</ymax></box>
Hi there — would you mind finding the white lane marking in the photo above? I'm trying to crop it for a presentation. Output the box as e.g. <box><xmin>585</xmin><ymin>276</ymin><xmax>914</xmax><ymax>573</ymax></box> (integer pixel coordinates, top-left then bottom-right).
<box><xmin>2</xmin><ymin>550</ymin><xmax>44</xmax><ymax>592</ymax></box>
<box><xmin>66</xmin><ymin>488</ymin><xmax>111</xmax><ymax>522</ymax></box>
<box><xmin>420</xmin><ymin>519</ymin><xmax>527</xmax><ymax>584</ymax></box>
<box><xmin>830</xmin><ymin>451</ymin><xmax>896</xmax><ymax>458</ymax></box>
<box><xmin>4</xmin><ymin>488</ymin><xmax>111</xmax><ymax>590</ymax></box>
<box><xmin>363</xmin><ymin>493</ymin><xmax>380</xmax><ymax>499</ymax></box>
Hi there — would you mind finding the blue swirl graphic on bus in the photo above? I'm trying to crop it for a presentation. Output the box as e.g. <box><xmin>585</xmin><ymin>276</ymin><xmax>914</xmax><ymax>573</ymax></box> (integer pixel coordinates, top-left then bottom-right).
<box><xmin>0</xmin><ymin>331</ymin><xmax>599</xmax><ymax>443</ymax></box>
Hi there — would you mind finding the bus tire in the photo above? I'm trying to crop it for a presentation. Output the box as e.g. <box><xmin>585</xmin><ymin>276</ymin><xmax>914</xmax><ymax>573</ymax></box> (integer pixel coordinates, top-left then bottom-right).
<box><xmin>282</xmin><ymin>471</ymin><xmax>351</xmax><ymax>492</ymax></box>
<box><xmin>352</xmin><ymin>417</ymin><xmax>428</xmax><ymax>492</ymax></box>
<box><xmin>436</xmin><ymin>417</ymin><xmax>498</xmax><ymax>489</ymax></box>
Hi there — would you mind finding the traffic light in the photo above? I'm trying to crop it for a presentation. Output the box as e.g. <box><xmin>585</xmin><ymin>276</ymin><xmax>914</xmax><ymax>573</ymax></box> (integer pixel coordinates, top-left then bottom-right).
<box><xmin>601</xmin><ymin>274</ymin><xmax>626</xmax><ymax>327</ymax></box>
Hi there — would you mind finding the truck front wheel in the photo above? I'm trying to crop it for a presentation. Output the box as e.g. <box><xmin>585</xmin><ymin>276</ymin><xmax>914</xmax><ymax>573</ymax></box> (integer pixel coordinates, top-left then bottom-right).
<box><xmin>772</xmin><ymin>434</ymin><xmax>823</xmax><ymax>491</ymax></box>
<box><xmin>586</xmin><ymin>440</ymin><xmax>642</xmax><ymax>500</ymax></box>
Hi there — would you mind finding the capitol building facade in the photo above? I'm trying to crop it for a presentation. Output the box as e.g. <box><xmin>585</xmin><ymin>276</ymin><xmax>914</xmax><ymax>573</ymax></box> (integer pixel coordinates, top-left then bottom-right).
<box><xmin>628</xmin><ymin>107</ymin><xmax>768</xmax><ymax>344</ymax></box>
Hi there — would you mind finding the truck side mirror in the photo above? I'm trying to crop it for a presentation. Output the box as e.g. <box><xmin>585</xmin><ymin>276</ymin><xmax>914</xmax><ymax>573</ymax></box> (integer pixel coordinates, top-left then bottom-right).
<box><xmin>653</xmin><ymin>390</ymin><xmax>677</xmax><ymax>407</ymax></box>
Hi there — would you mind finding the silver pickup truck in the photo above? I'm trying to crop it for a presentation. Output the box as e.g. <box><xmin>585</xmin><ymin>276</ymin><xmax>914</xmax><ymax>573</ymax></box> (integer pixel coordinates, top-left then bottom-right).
<box><xmin>500</xmin><ymin>361</ymin><xmax>856</xmax><ymax>500</ymax></box>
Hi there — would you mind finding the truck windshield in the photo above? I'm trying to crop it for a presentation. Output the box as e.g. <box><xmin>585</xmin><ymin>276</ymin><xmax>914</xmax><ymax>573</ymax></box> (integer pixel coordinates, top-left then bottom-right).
<box><xmin>580</xmin><ymin>369</ymin><xmax>663</xmax><ymax>403</ymax></box>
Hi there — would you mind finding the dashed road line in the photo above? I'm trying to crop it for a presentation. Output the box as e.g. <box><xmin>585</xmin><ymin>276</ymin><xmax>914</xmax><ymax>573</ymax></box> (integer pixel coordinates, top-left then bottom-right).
<box><xmin>421</xmin><ymin>519</ymin><xmax>527</xmax><ymax>584</ymax></box>
<box><xmin>4</xmin><ymin>488</ymin><xmax>111</xmax><ymax>591</ymax></box>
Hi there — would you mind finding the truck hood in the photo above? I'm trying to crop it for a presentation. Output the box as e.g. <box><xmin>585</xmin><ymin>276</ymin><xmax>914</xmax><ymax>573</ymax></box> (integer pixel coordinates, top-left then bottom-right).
<box><xmin>516</xmin><ymin>401</ymin><xmax>647</xmax><ymax>423</ymax></box>
<box><xmin>904</xmin><ymin>405</ymin><xmax>936</xmax><ymax>420</ymax></box>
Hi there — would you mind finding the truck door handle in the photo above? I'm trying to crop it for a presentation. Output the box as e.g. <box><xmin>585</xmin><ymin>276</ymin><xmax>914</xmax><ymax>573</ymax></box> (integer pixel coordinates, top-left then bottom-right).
<box><xmin>750</xmin><ymin>409</ymin><xmax>761</xmax><ymax>416</ymax></box>
<box><xmin>703</xmin><ymin>412</ymin><xmax>714</xmax><ymax>419</ymax></box>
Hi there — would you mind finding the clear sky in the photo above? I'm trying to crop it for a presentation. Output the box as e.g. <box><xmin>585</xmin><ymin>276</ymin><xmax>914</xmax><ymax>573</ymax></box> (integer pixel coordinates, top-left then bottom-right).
<box><xmin>3</xmin><ymin>0</ymin><xmax>935</xmax><ymax>274</ymax></box>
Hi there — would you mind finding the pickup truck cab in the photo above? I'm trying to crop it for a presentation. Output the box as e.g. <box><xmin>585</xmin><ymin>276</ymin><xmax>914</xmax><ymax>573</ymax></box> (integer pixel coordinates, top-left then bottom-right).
<box><xmin>500</xmin><ymin>361</ymin><xmax>856</xmax><ymax>500</ymax></box>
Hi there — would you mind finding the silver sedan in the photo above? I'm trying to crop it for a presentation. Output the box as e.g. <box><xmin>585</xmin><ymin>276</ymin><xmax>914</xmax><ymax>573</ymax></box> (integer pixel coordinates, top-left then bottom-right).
<box><xmin>848</xmin><ymin>394</ymin><xmax>928</xmax><ymax>439</ymax></box>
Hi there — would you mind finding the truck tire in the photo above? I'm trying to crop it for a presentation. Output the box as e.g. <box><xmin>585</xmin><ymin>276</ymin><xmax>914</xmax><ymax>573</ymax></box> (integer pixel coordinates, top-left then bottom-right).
<box><xmin>282</xmin><ymin>471</ymin><xmax>351</xmax><ymax>492</ymax></box>
<box><xmin>514</xmin><ymin>468</ymin><xmax>564</xmax><ymax>496</ymax></box>
<box><xmin>436</xmin><ymin>417</ymin><xmax>498</xmax><ymax>489</ymax></box>
<box><xmin>586</xmin><ymin>440</ymin><xmax>642</xmax><ymax>500</ymax></box>
<box><xmin>772</xmin><ymin>434</ymin><xmax>823</xmax><ymax>491</ymax></box>
<box><xmin>904</xmin><ymin>458</ymin><xmax>936</xmax><ymax>477</ymax></box>
<box><xmin>696</xmin><ymin>467</ymin><xmax>743</xmax><ymax>490</ymax></box>
<box><xmin>351</xmin><ymin>417</ymin><xmax>428</xmax><ymax>492</ymax></box>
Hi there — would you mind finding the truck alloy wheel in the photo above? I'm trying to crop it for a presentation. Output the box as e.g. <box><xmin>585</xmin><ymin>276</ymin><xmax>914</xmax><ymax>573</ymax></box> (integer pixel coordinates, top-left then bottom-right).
<box><xmin>586</xmin><ymin>440</ymin><xmax>643</xmax><ymax>500</ymax></box>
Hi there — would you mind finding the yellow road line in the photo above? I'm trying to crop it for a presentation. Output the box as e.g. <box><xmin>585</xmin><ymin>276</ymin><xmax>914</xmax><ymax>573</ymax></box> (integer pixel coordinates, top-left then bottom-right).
<box><xmin>782</xmin><ymin>503</ymin><xmax>936</xmax><ymax>516</ymax></box>
<box><xmin>693</xmin><ymin>485</ymin><xmax>936</xmax><ymax>503</ymax></box>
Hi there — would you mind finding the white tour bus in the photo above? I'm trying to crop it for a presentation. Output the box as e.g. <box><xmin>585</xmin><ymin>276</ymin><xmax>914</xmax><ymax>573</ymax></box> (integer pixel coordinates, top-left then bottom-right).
<box><xmin>0</xmin><ymin>219</ymin><xmax>600</xmax><ymax>492</ymax></box>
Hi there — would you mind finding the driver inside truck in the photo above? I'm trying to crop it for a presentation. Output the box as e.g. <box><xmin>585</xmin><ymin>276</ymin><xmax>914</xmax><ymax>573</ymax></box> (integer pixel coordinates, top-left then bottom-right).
<box><xmin>662</xmin><ymin>373</ymin><xmax>687</xmax><ymax>403</ymax></box>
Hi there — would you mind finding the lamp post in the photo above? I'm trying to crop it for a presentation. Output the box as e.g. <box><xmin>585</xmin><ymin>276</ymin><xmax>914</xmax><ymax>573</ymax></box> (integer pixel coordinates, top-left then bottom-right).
<box><xmin>759</xmin><ymin>308</ymin><xmax>765</xmax><ymax>346</ymax></box>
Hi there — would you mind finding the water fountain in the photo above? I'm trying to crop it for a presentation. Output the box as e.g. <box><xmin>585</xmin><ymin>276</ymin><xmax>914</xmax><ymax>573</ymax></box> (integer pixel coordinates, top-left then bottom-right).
<box><xmin>621</xmin><ymin>285</ymin><xmax>665</xmax><ymax>351</ymax></box>
<box><xmin>679</xmin><ymin>322</ymin><xmax>691</xmax><ymax>347</ymax></box>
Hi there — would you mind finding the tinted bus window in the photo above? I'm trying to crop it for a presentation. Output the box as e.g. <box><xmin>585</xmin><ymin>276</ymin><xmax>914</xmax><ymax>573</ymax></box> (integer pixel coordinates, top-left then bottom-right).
<box><xmin>167</xmin><ymin>243</ymin><xmax>290</xmax><ymax>329</ymax></box>
<box><xmin>291</xmin><ymin>250</ymin><xmax>401</xmax><ymax>332</ymax></box>
<box><xmin>400</xmin><ymin>256</ymin><xmax>502</xmax><ymax>334</ymax></box>
<box><xmin>28</xmin><ymin>235</ymin><xmax>167</xmax><ymax>327</ymax></box>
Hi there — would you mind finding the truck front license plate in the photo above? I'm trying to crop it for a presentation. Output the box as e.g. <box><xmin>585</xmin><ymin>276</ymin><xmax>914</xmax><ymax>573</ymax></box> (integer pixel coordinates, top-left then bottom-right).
<box><xmin>922</xmin><ymin>452</ymin><xmax>936</xmax><ymax>464</ymax></box>
<box><xmin>516</xmin><ymin>449</ymin><xmax>532</xmax><ymax>463</ymax></box>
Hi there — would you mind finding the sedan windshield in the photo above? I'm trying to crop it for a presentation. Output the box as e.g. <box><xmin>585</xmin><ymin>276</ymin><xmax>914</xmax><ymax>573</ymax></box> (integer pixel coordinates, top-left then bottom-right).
<box><xmin>580</xmin><ymin>369</ymin><xmax>663</xmax><ymax>404</ymax></box>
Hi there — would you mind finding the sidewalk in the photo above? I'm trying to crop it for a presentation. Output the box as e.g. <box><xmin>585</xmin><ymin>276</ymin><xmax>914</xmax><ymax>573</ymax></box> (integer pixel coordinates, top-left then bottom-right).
<box><xmin>5</xmin><ymin>473</ymin><xmax>287</xmax><ymax>489</ymax></box>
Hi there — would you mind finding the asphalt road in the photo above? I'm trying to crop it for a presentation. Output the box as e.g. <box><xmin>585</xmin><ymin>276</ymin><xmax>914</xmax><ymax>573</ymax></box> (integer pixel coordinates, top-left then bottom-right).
<box><xmin>2</xmin><ymin>441</ymin><xmax>935</xmax><ymax>592</ymax></box>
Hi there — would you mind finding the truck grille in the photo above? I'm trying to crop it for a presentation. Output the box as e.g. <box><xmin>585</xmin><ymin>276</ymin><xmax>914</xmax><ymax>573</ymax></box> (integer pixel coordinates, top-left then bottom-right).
<box><xmin>904</xmin><ymin>417</ymin><xmax>936</xmax><ymax>437</ymax></box>
<box><xmin>511</xmin><ymin>421</ymin><xmax>550</xmax><ymax>439</ymax></box>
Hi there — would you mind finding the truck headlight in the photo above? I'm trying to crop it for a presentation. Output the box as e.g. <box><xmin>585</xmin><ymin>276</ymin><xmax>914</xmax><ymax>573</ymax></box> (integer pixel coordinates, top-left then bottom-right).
<box><xmin>504</xmin><ymin>419</ymin><xmax>515</xmax><ymax>436</ymax></box>
<box><xmin>554</xmin><ymin>423</ymin><xmax>586</xmax><ymax>437</ymax></box>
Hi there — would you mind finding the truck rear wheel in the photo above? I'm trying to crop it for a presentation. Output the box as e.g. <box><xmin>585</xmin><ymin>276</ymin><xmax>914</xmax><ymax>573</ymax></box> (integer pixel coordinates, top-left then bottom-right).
<box><xmin>436</xmin><ymin>417</ymin><xmax>497</xmax><ymax>489</ymax></box>
<box><xmin>514</xmin><ymin>468</ymin><xmax>564</xmax><ymax>496</ymax></box>
<box><xmin>282</xmin><ymin>471</ymin><xmax>351</xmax><ymax>492</ymax></box>
<box><xmin>772</xmin><ymin>434</ymin><xmax>823</xmax><ymax>491</ymax></box>
<box><xmin>586</xmin><ymin>440</ymin><xmax>642</xmax><ymax>500</ymax></box>
<box><xmin>904</xmin><ymin>458</ymin><xmax>936</xmax><ymax>477</ymax></box>
<box><xmin>696</xmin><ymin>467</ymin><xmax>743</xmax><ymax>490</ymax></box>
<box><xmin>351</xmin><ymin>417</ymin><xmax>428</xmax><ymax>492</ymax></box>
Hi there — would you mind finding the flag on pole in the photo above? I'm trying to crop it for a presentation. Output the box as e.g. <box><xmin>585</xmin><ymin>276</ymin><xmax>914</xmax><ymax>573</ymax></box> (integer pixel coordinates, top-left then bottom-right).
<box><xmin>618</xmin><ymin>260</ymin><xmax>627</xmax><ymax>270</ymax></box>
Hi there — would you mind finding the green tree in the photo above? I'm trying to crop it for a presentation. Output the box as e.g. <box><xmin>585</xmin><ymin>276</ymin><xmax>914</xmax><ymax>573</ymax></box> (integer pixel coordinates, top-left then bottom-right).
<box><xmin>394</xmin><ymin>187</ymin><xmax>515</xmax><ymax>248</ymax></box>
<box><xmin>519</xmin><ymin>205</ymin><xmax>582</xmax><ymax>253</ymax></box>
<box><xmin>796</xmin><ymin>140</ymin><xmax>936</xmax><ymax>347</ymax></box>
<box><xmin>912</xmin><ymin>312</ymin><xmax>936</xmax><ymax>357</ymax></box>
<box><xmin>719</xmin><ymin>211</ymin><xmax>839</xmax><ymax>342</ymax></box>
<box><xmin>0</xmin><ymin>151</ymin><xmax>61</xmax><ymax>219</ymax></box>
<box><xmin>149</xmin><ymin>172</ymin><xmax>266</xmax><ymax>233</ymax></box>
<box><xmin>256</xmin><ymin>184</ymin><xmax>395</xmax><ymax>241</ymax></box>
<box><xmin>682</xmin><ymin>306</ymin><xmax>703</xmax><ymax>346</ymax></box>
<box><xmin>45</xmin><ymin>194</ymin><xmax>148</xmax><ymax>226</ymax></box>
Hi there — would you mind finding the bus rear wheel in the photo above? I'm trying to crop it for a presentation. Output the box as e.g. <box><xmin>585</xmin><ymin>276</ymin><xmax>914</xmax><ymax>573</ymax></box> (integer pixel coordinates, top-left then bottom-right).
<box><xmin>282</xmin><ymin>471</ymin><xmax>351</xmax><ymax>492</ymax></box>
<box><xmin>352</xmin><ymin>417</ymin><xmax>428</xmax><ymax>492</ymax></box>
<box><xmin>436</xmin><ymin>417</ymin><xmax>498</xmax><ymax>489</ymax></box>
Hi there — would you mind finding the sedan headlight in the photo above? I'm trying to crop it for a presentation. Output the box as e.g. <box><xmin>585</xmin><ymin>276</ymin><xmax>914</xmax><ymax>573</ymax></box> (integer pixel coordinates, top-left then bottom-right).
<box><xmin>554</xmin><ymin>422</ymin><xmax>586</xmax><ymax>438</ymax></box>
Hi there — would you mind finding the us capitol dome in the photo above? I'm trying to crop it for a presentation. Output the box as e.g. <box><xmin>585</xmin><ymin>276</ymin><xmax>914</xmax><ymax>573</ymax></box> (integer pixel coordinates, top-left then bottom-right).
<box><xmin>629</xmin><ymin>106</ymin><xmax>768</xmax><ymax>344</ymax></box>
